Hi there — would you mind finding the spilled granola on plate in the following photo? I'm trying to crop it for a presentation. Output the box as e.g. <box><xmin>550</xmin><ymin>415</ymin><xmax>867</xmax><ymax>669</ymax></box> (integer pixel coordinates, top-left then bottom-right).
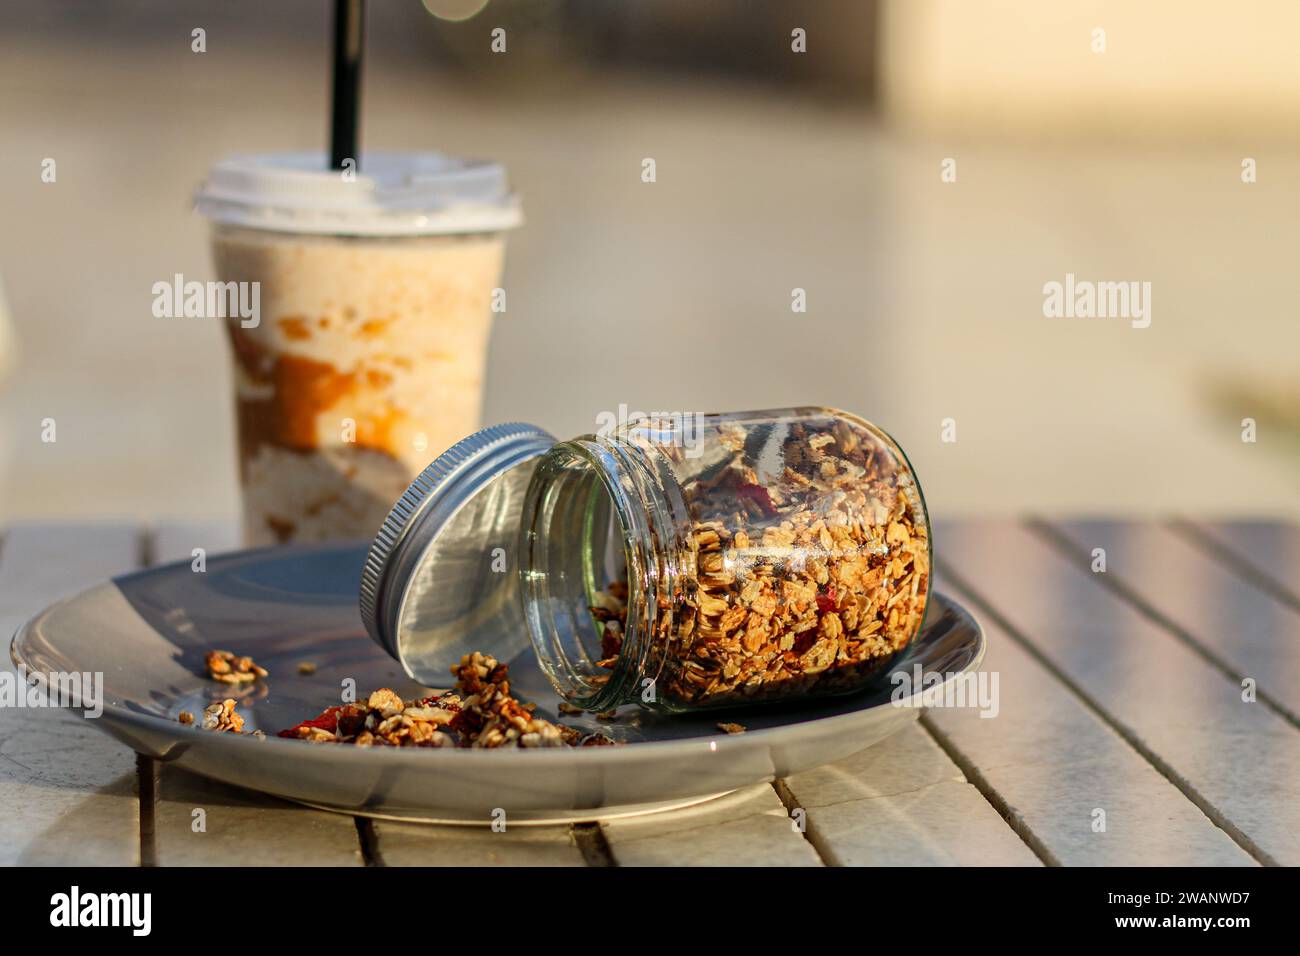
<box><xmin>277</xmin><ymin>652</ymin><xmax>618</xmax><ymax>749</ymax></box>
<box><xmin>205</xmin><ymin>649</ymin><xmax>268</xmax><ymax>684</ymax></box>
<box><xmin>201</xmin><ymin>698</ymin><xmax>244</xmax><ymax>732</ymax></box>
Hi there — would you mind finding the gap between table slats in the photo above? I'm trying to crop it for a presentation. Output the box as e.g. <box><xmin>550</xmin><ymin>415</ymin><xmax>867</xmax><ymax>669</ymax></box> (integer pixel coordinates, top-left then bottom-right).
<box><xmin>769</xmin><ymin>778</ymin><xmax>834</xmax><ymax>865</ymax></box>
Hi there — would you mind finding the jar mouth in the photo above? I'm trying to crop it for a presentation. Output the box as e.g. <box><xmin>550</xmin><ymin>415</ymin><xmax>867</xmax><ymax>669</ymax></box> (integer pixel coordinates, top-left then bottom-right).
<box><xmin>518</xmin><ymin>438</ymin><xmax>661</xmax><ymax>711</ymax></box>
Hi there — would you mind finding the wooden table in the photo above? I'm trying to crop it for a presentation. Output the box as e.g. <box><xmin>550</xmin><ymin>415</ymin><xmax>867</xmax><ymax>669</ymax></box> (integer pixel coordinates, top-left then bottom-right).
<box><xmin>2</xmin><ymin>518</ymin><xmax>1297</xmax><ymax>866</ymax></box>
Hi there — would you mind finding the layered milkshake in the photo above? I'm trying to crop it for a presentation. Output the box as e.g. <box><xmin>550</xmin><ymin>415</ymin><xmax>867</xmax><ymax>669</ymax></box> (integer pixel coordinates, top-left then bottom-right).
<box><xmin>196</xmin><ymin>152</ymin><xmax>521</xmax><ymax>545</ymax></box>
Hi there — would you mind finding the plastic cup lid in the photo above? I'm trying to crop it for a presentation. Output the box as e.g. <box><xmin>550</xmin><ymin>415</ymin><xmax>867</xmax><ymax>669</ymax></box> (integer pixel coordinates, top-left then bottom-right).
<box><xmin>359</xmin><ymin>422</ymin><xmax>557</xmax><ymax>685</ymax></box>
<box><xmin>194</xmin><ymin>150</ymin><xmax>523</xmax><ymax>236</ymax></box>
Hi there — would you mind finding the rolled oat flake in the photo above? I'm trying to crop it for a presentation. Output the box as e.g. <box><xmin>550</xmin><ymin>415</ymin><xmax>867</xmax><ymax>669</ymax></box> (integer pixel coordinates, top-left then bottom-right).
<box><xmin>361</xmin><ymin>408</ymin><xmax>932</xmax><ymax>714</ymax></box>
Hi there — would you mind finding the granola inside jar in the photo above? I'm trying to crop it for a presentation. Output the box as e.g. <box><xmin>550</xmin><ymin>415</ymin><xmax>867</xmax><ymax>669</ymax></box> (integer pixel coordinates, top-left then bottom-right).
<box><xmin>518</xmin><ymin>407</ymin><xmax>931</xmax><ymax>713</ymax></box>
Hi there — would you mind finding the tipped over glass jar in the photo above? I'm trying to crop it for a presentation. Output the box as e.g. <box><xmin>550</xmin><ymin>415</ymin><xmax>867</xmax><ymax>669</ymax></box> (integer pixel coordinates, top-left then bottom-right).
<box><xmin>360</xmin><ymin>407</ymin><xmax>932</xmax><ymax>715</ymax></box>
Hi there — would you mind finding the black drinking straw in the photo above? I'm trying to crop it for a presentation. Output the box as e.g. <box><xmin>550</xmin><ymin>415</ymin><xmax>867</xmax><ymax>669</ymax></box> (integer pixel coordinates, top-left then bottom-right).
<box><xmin>330</xmin><ymin>0</ymin><xmax>365</xmax><ymax>170</ymax></box>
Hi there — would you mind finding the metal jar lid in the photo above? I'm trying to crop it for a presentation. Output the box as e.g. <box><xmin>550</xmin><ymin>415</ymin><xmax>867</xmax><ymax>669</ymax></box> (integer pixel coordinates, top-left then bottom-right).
<box><xmin>359</xmin><ymin>422</ymin><xmax>557</xmax><ymax>684</ymax></box>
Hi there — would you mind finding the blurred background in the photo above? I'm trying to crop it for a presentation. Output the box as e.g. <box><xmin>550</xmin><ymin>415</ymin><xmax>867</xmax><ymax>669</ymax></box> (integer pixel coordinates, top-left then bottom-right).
<box><xmin>0</xmin><ymin>0</ymin><xmax>1296</xmax><ymax>524</ymax></box>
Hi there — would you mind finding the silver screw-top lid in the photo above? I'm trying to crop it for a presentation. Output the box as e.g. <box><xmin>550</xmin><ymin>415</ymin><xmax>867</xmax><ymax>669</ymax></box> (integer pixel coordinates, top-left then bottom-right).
<box><xmin>359</xmin><ymin>422</ymin><xmax>557</xmax><ymax>683</ymax></box>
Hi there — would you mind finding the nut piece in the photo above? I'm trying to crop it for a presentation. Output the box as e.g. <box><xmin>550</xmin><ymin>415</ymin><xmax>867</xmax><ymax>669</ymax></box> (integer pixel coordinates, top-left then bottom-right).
<box><xmin>201</xmin><ymin>698</ymin><xmax>244</xmax><ymax>733</ymax></box>
<box><xmin>205</xmin><ymin>649</ymin><xmax>268</xmax><ymax>685</ymax></box>
<box><xmin>177</xmin><ymin>710</ymin><xmax>194</xmax><ymax>725</ymax></box>
<box><xmin>297</xmin><ymin>662</ymin><xmax>317</xmax><ymax>675</ymax></box>
<box><xmin>367</xmin><ymin>688</ymin><xmax>405</xmax><ymax>717</ymax></box>
<box><xmin>716</xmin><ymin>722</ymin><xmax>746</xmax><ymax>735</ymax></box>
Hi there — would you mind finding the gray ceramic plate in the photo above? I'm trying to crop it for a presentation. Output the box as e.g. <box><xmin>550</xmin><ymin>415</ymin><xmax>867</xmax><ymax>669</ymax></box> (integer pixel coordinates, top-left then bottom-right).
<box><xmin>12</xmin><ymin>542</ymin><xmax>984</xmax><ymax>824</ymax></box>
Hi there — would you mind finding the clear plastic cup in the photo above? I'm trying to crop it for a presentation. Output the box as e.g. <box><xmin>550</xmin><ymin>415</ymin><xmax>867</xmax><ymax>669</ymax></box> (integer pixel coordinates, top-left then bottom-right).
<box><xmin>195</xmin><ymin>152</ymin><xmax>522</xmax><ymax>545</ymax></box>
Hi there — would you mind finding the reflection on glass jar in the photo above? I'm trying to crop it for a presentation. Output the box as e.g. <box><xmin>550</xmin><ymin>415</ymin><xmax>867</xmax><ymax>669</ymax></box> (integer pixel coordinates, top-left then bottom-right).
<box><xmin>519</xmin><ymin>407</ymin><xmax>931</xmax><ymax>713</ymax></box>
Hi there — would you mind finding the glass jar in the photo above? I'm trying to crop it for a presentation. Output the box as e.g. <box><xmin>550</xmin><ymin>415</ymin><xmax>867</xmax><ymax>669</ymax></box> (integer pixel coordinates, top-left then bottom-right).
<box><xmin>517</xmin><ymin>407</ymin><xmax>931</xmax><ymax>713</ymax></box>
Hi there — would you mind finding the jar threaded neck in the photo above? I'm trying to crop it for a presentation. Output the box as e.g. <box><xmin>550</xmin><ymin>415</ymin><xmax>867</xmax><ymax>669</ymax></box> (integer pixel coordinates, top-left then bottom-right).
<box><xmin>518</xmin><ymin>435</ymin><xmax>684</xmax><ymax>712</ymax></box>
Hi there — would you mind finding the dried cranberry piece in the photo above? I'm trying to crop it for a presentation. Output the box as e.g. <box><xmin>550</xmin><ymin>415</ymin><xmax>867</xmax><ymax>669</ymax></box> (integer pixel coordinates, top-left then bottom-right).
<box><xmin>736</xmin><ymin>483</ymin><xmax>777</xmax><ymax>517</ymax></box>
<box><xmin>277</xmin><ymin>704</ymin><xmax>343</xmax><ymax>738</ymax></box>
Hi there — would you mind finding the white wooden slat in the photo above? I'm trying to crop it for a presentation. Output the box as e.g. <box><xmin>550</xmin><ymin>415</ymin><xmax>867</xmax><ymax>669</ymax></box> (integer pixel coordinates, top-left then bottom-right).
<box><xmin>938</xmin><ymin>519</ymin><xmax>1300</xmax><ymax>865</ymax></box>
<box><xmin>781</xmin><ymin>723</ymin><xmax>1040</xmax><ymax>866</ymax></box>
<box><xmin>601</xmin><ymin>783</ymin><xmax>822</xmax><ymax>866</ymax></box>
<box><xmin>373</xmin><ymin>820</ymin><xmax>586</xmax><ymax>866</ymax></box>
<box><xmin>926</xmin><ymin>547</ymin><xmax>1255</xmax><ymax>864</ymax></box>
<box><xmin>0</xmin><ymin>523</ymin><xmax>142</xmax><ymax>865</ymax></box>
<box><xmin>1049</xmin><ymin>519</ymin><xmax>1300</xmax><ymax>725</ymax></box>
<box><xmin>1177</xmin><ymin>519</ymin><xmax>1300</xmax><ymax>612</ymax></box>
<box><xmin>149</xmin><ymin>519</ymin><xmax>366</xmax><ymax>865</ymax></box>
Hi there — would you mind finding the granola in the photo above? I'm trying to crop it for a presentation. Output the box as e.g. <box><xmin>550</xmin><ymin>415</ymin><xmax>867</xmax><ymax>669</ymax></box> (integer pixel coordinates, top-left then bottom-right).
<box><xmin>613</xmin><ymin>414</ymin><xmax>930</xmax><ymax>709</ymax></box>
<box><xmin>202</xmin><ymin>698</ymin><xmax>245</xmax><ymax>732</ymax></box>
<box><xmin>205</xmin><ymin>649</ymin><xmax>268</xmax><ymax>685</ymax></box>
<box><xmin>278</xmin><ymin>688</ymin><xmax>459</xmax><ymax>747</ymax></box>
<box><xmin>448</xmin><ymin>652</ymin><xmax>569</xmax><ymax>748</ymax></box>
<box><xmin>277</xmin><ymin>652</ymin><xmax>622</xmax><ymax>749</ymax></box>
